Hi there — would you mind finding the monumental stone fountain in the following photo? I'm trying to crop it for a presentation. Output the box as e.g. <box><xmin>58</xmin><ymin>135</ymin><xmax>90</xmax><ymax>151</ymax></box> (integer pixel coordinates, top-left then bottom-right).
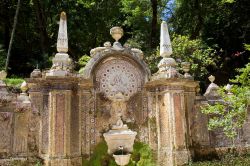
<box><xmin>1</xmin><ymin>11</ymin><xmax>250</xmax><ymax>166</ymax></box>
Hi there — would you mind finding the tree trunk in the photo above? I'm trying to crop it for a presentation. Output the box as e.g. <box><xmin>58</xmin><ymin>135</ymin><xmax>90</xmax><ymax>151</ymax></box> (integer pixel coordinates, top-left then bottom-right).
<box><xmin>150</xmin><ymin>0</ymin><xmax>158</xmax><ymax>48</ymax></box>
<box><xmin>190</xmin><ymin>0</ymin><xmax>203</xmax><ymax>39</ymax></box>
<box><xmin>5</xmin><ymin>0</ymin><xmax>21</xmax><ymax>73</ymax></box>
<box><xmin>33</xmin><ymin>0</ymin><xmax>49</xmax><ymax>56</ymax></box>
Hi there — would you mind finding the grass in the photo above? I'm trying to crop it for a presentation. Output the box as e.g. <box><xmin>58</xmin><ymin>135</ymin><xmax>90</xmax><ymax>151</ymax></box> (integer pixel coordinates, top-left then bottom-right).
<box><xmin>188</xmin><ymin>154</ymin><xmax>250</xmax><ymax>166</ymax></box>
<box><xmin>3</xmin><ymin>78</ymin><xmax>24</xmax><ymax>87</ymax></box>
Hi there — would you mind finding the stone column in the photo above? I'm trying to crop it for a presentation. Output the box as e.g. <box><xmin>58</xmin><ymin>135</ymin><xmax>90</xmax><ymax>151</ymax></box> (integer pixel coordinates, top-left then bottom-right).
<box><xmin>146</xmin><ymin>79</ymin><xmax>198</xmax><ymax>166</ymax></box>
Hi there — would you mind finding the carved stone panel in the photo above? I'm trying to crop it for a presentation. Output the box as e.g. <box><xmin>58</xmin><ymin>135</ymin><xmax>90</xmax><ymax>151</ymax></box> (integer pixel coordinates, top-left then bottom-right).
<box><xmin>95</xmin><ymin>58</ymin><xmax>143</xmax><ymax>100</ymax></box>
<box><xmin>0</xmin><ymin>112</ymin><xmax>13</xmax><ymax>158</ymax></box>
<box><xmin>13</xmin><ymin>112</ymin><xmax>29</xmax><ymax>156</ymax></box>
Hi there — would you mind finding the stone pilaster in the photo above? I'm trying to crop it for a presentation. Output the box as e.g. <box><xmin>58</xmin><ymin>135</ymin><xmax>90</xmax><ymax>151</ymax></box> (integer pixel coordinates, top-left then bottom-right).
<box><xmin>27</xmin><ymin>77</ymin><xmax>82</xmax><ymax>166</ymax></box>
<box><xmin>146</xmin><ymin>78</ymin><xmax>199</xmax><ymax>166</ymax></box>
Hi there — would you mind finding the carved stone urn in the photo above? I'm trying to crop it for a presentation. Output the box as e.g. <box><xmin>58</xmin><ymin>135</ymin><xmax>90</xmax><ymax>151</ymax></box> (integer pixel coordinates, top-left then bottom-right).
<box><xmin>110</xmin><ymin>26</ymin><xmax>123</xmax><ymax>42</ymax></box>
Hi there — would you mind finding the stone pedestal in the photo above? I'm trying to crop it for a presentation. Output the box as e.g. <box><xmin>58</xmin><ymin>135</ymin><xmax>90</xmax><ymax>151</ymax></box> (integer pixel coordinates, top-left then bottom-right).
<box><xmin>146</xmin><ymin>78</ymin><xmax>198</xmax><ymax>166</ymax></box>
<box><xmin>28</xmin><ymin>77</ymin><xmax>82</xmax><ymax>166</ymax></box>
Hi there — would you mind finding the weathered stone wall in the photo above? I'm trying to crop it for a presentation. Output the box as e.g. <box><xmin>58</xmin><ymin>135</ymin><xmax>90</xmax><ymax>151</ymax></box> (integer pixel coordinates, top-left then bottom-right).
<box><xmin>190</xmin><ymin>96</ymin><xmax>250</xmax><ymax>159</ymax></box>
<box><xmin>0</xmin><ymin>83</ymin><xmax>40</xmax><ymax>165</ymax></box>
<box><xmin>145</xmin><ymin>79</ymin><xmax>199</xmax><ymax>165</ymax></box>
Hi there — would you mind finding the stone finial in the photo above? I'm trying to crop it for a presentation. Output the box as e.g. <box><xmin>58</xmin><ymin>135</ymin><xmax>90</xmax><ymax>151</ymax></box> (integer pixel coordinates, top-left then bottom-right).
<box><xmin>204</xmin><ymin>75</ymin><xmax>220</xmax><ymax>99</ymax></box>
<box><xmin>160</xmin><ymin>21</ymin><xmax>172</xmax><ymax>57</ymax></box>
<box><xmin>0</xmin><ymin>70</ymin><xmax>7</xmax><ymax>86</ymax></box>
<box><xmin>20</xmin><ymin>81</ymin><xmax>28</xmax><ymax>93</ymax></box>
<box><xmin>110</xmin><ymin>27</ymin><xmax>124</xmax><ymax>42</ymax></box>
<box><xmin>208</xmin><ymin>75</ymin><xmax>215</xmax><ymax>83</ymax></box>
<box><xmin>225</xmin><ymin>84</ymin><xmax>233</xmax><ymax>95</ymax></box>
<box><xmin>46</xmin><ymin>11</ymin><xmax>73</xmax><ymax>77</ymax></box>
<box><xmin>30</xmin><ymin>65</ymin><xmax>42</xmax><ymax>78</ymax></box>
<box><xmin>152</xmin><ymin>21</ymin><xmax>178</xmax><ymax>80</ymax></box>
<box><xmin>181</xmin><ymin>62</ymin><xmax>192</xmax><ymax>79</ymax></box>
<box><xmin>57</xmin><ymin>11</ymin><xmax>68</xmax><ymax>53</ymax></box>
<box><xmin>0</xmin><ymin>70</ymin><xmax>7</xmax><ymax>80</ymax></box>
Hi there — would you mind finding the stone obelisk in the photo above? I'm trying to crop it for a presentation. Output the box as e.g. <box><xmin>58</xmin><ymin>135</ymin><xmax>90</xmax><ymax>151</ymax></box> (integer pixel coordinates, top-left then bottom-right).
<box><xmin>57</xmin><ymin>12</ymin><xmax>68</xmax><ymax>53</ymax></box>
<box><xmin>46</xmin><ymin>12</ymin><xmax>73</xmax><ymax>77</ymax></box>
<box><xmin>160</xmin><ymin>21</ymin><xmax>172</xmax><ymax>57</ymax></box>
<box><xmin>152</xmin><ymin>21</ymin><xmax>177</xmax><ymax>79</ymax></box>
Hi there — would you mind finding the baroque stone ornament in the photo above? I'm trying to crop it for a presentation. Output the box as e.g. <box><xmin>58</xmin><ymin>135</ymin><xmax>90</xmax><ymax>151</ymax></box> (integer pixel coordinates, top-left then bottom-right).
<box><xmin>181</xmin><ymin>62</ymin><xmax>193</xmax><ymax>79</ymax></box>
<box><xmin>0</xmin><ymin>70</ymin><xmax>12</xmax><ymax>105</ymax></box>
<box><xmin>0</xmin><ymin>70</ymin><xmax>7</xmax><ymax>80</ymax></box>
<box><xmin>30</xmin><ymin>65</ymin><xmax>42</xmax><ymax>78</ymax></box>
<box><xmin>16</xmin><ymin>81</ymin><xmax>31</xmax><ymax>112</ymax></box>
<box><xmin>204</xmin><ymin>75</ymin><xmax>220</xmax><ymax>99</ymax></box>
<box><xmin>160</xmin><ymin>21</ymin><xmax>172</xmax><ymax>57</ymax></box>
<box><xmin>57</xmin><ymin>11</ymin><xmax>68</xmax><ymax>53</ymax></box>
<box><xmin>225</xmin><ymin>84</ymin><xmax>233</xmax><ymax>95</ymax></box>
<box><xmin>46</xmin><ymin>12</ymin><xmax>73</xmax><ymax>77</ymax></box>
<box><xmin>110</xmin><ymin>26</ymin><xmax>124</xmax><ymax>42</ymax></box>
<box><xmin>110</xmin><ymin>26</ymin><xmax>124</xmax><ymax>50</ymax></box>
<box><xmin>152</xmin><ymin>21</ymin><xmax>178</xmax><ymax>80</ymax></box>
<box><xmin>95</xmin><ymin>58</ymin><xmax>142</xmax><ymax>100</ymax></box>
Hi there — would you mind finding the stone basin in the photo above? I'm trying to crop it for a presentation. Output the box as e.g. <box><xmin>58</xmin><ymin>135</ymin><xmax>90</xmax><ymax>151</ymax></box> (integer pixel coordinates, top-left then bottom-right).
<box><xmin>113</xmin><ymin>154</ymin><xmax>131</xmax><ymax>166</ymax></box>
<box><xmin>103</xmin><ymin>129</ymin><xmax>137</xmax><ymax>154</ymax></box>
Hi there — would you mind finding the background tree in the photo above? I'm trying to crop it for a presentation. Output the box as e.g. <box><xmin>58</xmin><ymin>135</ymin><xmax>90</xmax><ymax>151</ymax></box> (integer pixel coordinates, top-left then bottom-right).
<box><xmin>5</xmin><ymin>0</ymin><xmax>21</xmax><ymax>73</ymax></box>
<box><xmin>0</xmin><ymin>0</ymin><xmax>249</xmax><ymax>87</ymax></box>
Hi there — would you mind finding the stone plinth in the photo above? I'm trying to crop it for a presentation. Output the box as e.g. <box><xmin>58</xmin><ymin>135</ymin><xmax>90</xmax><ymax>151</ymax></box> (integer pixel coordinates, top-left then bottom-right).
<box><xmin>27</xmin><ymin>77</ymin><xmax>81</xmax><ymax>166</ymax></box>
<box><xmin>145</xmin><ymin>78</ymin><xmax>199</xmax><ymax>166</ymax></box>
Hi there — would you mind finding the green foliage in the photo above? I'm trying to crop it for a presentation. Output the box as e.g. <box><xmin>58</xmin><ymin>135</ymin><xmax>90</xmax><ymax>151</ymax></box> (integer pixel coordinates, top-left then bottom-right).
<box><xmin>172</xmin><ymin>34</ymin><xmax>218</xmax><ymax>80</ymax></box>
<box><xmin>83</xmin><ymin>141</ymin><xmax>156</xmax><ymax>166</ymax></box>
<box><xmin>78</xmin><ymin>54</ymin><xmax>91</xmax><ymax>73</ymax></box>
<box><xmin>129</xmin><ymin>142</ymin><xmax>156</xmax><ymax>166</ymax></box>
<box><xmin>144</xmin><ymin>48</ymin><xmax>161</xmax><ymax>73</ymax></box>
<box><xmin>172</xmin><ymin>0</ymin><xmax>250</xmax><ymax>80</ymax></box>
<box><xmin>82</xmin><ymin>141</ymin><xmax>117</xmax><ymax>166</ymax></box>
<box><xmin>3</xmin><ymin>78</ymin><xmax>24</xmax><ymax>87</ymax></box>
<box><xmin>145</xmin><ymin>35</ymin><xmax>219</xmax><ymax>81</ymax></box>
<box><xmin>201</xmin><ymin>62</ymin><xmax>250</xmax><ymax>140</ymax></box>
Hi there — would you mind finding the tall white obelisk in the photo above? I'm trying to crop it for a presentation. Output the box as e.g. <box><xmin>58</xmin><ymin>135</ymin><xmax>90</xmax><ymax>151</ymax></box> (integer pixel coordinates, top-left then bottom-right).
<box><xmin>160</xmin><ymin>21</ymin><xmax>172</xmax><ymax>57</ymax></box>
<box><xmin>46</xmin><ymin>12</ymin><xmax>73</xmax><ymax>77</ymax></box>
<box><xmin>153</xmin><ymin>21</ymin><xmax>177</xmax><ymax>79</ymax></box>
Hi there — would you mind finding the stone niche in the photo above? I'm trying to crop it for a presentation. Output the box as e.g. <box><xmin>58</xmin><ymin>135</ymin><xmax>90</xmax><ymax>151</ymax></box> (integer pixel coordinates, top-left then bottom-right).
<box><xmin>81</xmin><ymin>45</ymin><xmax>151</xmax><ymax>156</ymax></box>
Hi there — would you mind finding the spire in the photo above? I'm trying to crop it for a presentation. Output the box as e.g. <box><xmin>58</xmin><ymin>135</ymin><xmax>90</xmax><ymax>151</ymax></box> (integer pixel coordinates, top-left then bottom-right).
<box><xmin>160</xmin><ymin>21</ymin><xmax>172</xmax><ymax>57</ymax></box>
<box><xmin>46</xmin><ymin>11</ymin><xmax>73</xmax><ymax>77</ymax></box>
<box><xmin>57</xmin><ymin>11</ymin><xmax>68</xmax><ymax>53</ymax></box>
<box><xmin>152</xmin><ymin>21</ymin><xmax>178</xmax><ymax>80</ymax></box>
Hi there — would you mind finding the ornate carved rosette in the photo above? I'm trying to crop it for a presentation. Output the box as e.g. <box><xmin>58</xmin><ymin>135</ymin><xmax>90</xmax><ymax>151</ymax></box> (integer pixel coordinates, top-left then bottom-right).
<box><xmin>95</xmin><ymin>58</ymin><xmax>142</xmax><ymax>100</ymax></box>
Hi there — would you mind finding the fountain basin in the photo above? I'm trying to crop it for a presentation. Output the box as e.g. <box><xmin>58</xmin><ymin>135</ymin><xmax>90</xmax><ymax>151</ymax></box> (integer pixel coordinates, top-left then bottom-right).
<box><xmin>103</xmin><ymin>129</ymin><xmax>137</xmax><ymax>154</ymax></box>
<box><xmin>113</xmin><ymin>154</ymin><xmax>131</xmax><ymax>166</ymax></box>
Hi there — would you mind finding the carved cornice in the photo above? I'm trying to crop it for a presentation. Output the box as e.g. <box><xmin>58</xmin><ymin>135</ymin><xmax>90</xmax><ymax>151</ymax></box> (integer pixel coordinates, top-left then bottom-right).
<box><xmin>145</xmin><ymin>78</ymin><xmax>199</xmax><ymax>90</ymax></box>
<box><xmin>27</xmin><ymin>77</ymin><xmax>80</xmax><ymax>92</ymax></box>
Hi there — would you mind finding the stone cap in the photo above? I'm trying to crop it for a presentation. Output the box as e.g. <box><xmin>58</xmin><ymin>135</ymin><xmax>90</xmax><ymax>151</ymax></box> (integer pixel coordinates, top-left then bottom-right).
<box><xmin>145</xmin><ymin>78</ymin><xmax>199</xmax><ymax>89</ymax></box>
